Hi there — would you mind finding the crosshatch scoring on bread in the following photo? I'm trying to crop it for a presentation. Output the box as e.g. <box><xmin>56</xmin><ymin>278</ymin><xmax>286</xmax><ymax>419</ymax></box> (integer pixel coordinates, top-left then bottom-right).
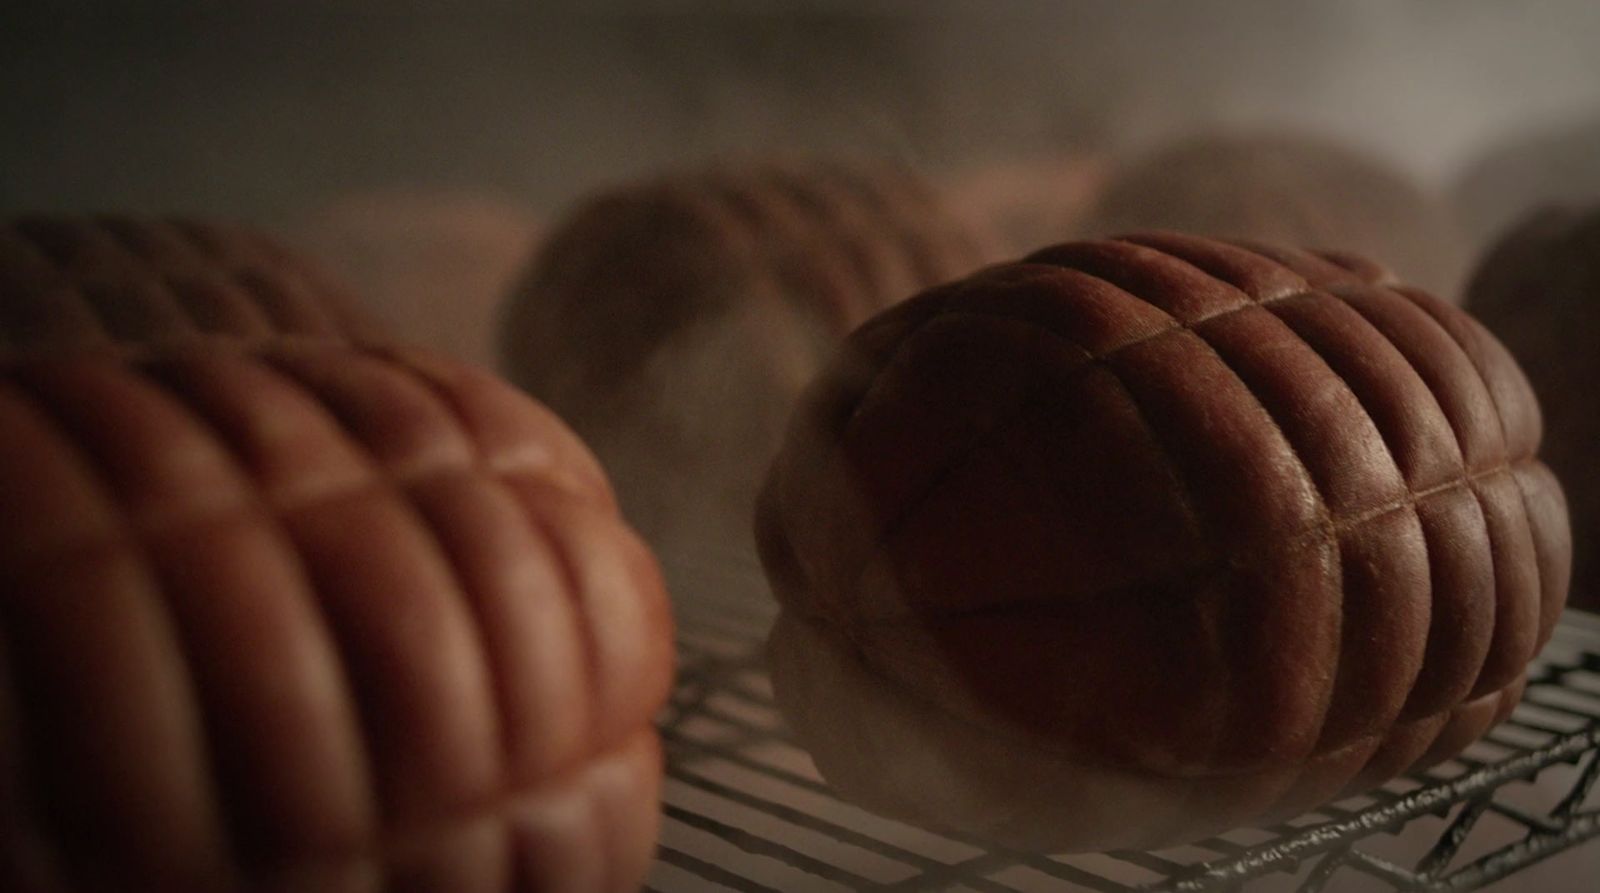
<box><xmin>0</xmin><ymin>216</ymin><xmax>383</xmax><ymax>356</ymax></box>
<box><xmin>0</xmin><ymin>341</ymin><xmax>674</xmax><ymax>893</ymax></box>
<box><xmin>758</xmin><ymin>231</ymin><xmax>1571</xmax><ymax>852</ymax></box>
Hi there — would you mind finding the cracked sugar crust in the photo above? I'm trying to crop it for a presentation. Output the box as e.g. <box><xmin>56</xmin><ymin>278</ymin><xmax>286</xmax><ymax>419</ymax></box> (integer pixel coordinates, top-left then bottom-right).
<box><xmin>757</xmin><ymin>231</ymin><xmax>1569</xmax><ymax>782</ymax></box>
<box><xmin>0</xmin><ymin>342</ymin><xmax>672</xmax><ymax>893</ymax></box>
<box><xmin>0</xmin><ymin>216</ymin><xmax>384</xmax><ymax>356</ymax></box>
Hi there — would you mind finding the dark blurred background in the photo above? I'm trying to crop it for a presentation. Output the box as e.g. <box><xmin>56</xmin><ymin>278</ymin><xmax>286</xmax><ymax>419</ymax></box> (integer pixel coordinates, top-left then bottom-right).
<box><xmin>3</xmin><ymin>1</ymin><xmax>1598</xmax><ymax>240</ymax></box>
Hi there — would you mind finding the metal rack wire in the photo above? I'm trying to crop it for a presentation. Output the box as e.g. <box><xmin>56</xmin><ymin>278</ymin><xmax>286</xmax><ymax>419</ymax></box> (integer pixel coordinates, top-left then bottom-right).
<box><xmin>646</xmin><ymin>587</ymin><xmax>1600</xmax><ymax>893</ymax></box>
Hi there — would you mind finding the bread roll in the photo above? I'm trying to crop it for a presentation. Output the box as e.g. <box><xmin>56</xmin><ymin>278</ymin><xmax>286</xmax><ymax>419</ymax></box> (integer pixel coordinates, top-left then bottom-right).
<box><xmin>1466</xmin><ymin>206</ymin><xmax>1600</xmax><ymax>612</ymax></box>
<box><xmin>500</xmin><ymin>159</ymin><xmax>998</xmax><ymax>602</ymax></box>
<box><xmin>944</xmin><ymin>154</ymin><xmax>1107</xmax><ymax>256</ymax></box>
<box><xmin>0</xmin><ymin>216</ymin><xmax>380</xmax><ymax>356</ymax></box>
<box><xmin>1084</xmin><ymin>133</ymin><xmax>1467</xmax><ymax>299</ymax></box>
<box><xmin>1453</xmin><ymin>115</ymin><xmax>1600</xmax><ymax>249</ymax></box>
<box><xmin>293</xmin><ymin>193</ymin><xmax>540</xmax><ymax>366</ymax></box>
<box><xmin>0</xmin><ymin>342</ymin><xmax>673</xmax><ymax>892</ymax></box>
<box><xmin>758</xmin><ymin>232</ymin><xmax>1568</xmax><ymax>851</ymax></box>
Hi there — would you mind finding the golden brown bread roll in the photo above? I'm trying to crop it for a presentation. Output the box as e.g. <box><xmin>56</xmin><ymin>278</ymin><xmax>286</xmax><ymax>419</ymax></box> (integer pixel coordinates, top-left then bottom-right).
<box><xmin>0</xmin><ymin>216</ymin><xmax>381</xmax><ymax>356</ymax></box>
<box><xmin>0</xmin><ymin>342</ymin><xmax>673</xmax><ymax>892</ymax></box>
<box><xmin>1466</xmin><ymin>206</ymin><xmax>1600</xmax><ymax>613</ymax></box>
<box><xmin>292</xmin><ymin>193</ymin><xmax>540</xmax><ymax>367</ymax></box>
<box><xmin>758</xmin><ymin>232</ymin><xmax>1569</xmax><ymax>851</ymax></box>
<box><xmin>1084</xmin><ymin>133</ymin><xmax>1467</xmax><ymax>299</ymax></box>
<box><xmin>500</xmin><ymin>159</ymin><xmax>998</xmax><ymax>602</ymax></box>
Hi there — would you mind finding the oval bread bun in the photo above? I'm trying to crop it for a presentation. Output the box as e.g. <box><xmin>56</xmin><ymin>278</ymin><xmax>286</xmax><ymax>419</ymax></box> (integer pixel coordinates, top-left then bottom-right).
<box><xmin>499</xmin><ymin>159</ymin><xmax>999</xmax><ymax>602</ymax></box>
<box><xmin>0</xmin><ymin>342</ymin><xmax>672</xmax><ymax>892</ymax></box>
<box><xmin>757</xmin><ymin>232</ymin><xmax>1567</xmax><ymax>851</ymax></box>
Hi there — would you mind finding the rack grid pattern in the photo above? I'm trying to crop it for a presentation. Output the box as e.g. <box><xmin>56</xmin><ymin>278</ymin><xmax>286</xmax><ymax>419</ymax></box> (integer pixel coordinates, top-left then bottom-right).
<box><xmin>646</xmin><ymin>590</ymin><xmax>1600</xmax><ymax>893</ymax></box>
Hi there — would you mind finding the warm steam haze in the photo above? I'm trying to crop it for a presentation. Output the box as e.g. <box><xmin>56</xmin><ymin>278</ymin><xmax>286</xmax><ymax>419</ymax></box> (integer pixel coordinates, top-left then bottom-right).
<box><xmin>2</xmin><ymin>4</ymin><xmax>1599</xmax><ymax>892</ymax></box>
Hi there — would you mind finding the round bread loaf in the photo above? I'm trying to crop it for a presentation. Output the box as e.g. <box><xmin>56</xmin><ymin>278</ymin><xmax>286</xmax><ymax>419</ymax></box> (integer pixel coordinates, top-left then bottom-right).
<box><xmin>1084</xmin><ymin>134</ymin><xmax>1466</xmax><ymax>299</ymax></box>
<box><xmin>0</xmin><ymin>342</ymin><xmax>673</xmax><ymax>892</ymax></box>
<box><xmin>0</xmin><ymin>216</ymin><xmax>380</xmax><ymax>356</ymax></box>
<box><xmin>758</xmin><ymin>232</ymin><xmax>1570</xmax><ymax>851</ymax></box>
<box><xmin>1466</xmin><ymin>206</ymin><xmax>1600</xmax><ymax>613</ymax></box>
<box><xmin>293</xmin><ymin>193</ymin><xmax>540</xmax><ymax>367</ymax></box>
<box><xmin>500</xmin><ymin>159</ymin><xmax>998</xmax><ymax>601</ymax></box>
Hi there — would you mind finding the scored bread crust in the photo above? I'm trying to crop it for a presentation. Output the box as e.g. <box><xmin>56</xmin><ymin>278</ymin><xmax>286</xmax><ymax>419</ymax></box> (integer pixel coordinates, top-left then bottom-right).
<box><xmin>0</xmin><ymin>342</ymin><xmax>672</xmax><ymax>893</ymax></box>
<box><xmin>0</xmin><ymin>216</ymin><xmax>383</xmax><ymax>356</ymax></box>
<box><xmin>757</xmin><ymin>232</ymin><xmax>1569</xmax><ymax>850</ymax></box>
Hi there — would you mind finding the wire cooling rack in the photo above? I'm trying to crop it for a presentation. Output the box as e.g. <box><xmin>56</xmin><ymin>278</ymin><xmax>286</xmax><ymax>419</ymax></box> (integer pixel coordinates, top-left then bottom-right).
<box><xmin>646</xmin><ymin>584</ymin><xmax>1600</xmax><ymax>893</ymax></box>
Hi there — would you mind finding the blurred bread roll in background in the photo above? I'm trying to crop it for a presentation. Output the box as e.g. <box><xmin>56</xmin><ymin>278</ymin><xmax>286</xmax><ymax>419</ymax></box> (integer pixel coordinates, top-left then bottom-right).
<box><xmin>293</xmin><ymin>192</ymin><xmax>541</xmax><ymax>366</ymax></box>
<box><xmin>1083</xmin><ymin>132</ymin><xmax>1467</xmax><ymax>299</ymax></box>
<box><xmin>758</xmin><ymin>233</ymin><xmax>1567</xmax><ymax>850</ymax></box>
<box><xmin>0</xmin><ymin>342</ymin><xmax>673</xmax><ymax>893</ymax></box>
<box><xmin>1453</xmin><ymin>115</ymin><xmax>1600</xmax><ymax>251</ymax></box>
<box><xmin>943</xmin><ymin>153</ymin><xmax>1108</xmax><ymax>256</ymax></box>
<box><xmin>1466</xmin><ymin>205</ymin><xmax>1600</xmax><ymax>612</ymax></box>
<box><xmin>500</xmin><ymin>158</ymin><xmax>999</xmax><ymax>602</ymax></box>
<box><xmin>0</xmin><ymin>216</ymin><xmax>380</xmax><ymax>357</ymax></box>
